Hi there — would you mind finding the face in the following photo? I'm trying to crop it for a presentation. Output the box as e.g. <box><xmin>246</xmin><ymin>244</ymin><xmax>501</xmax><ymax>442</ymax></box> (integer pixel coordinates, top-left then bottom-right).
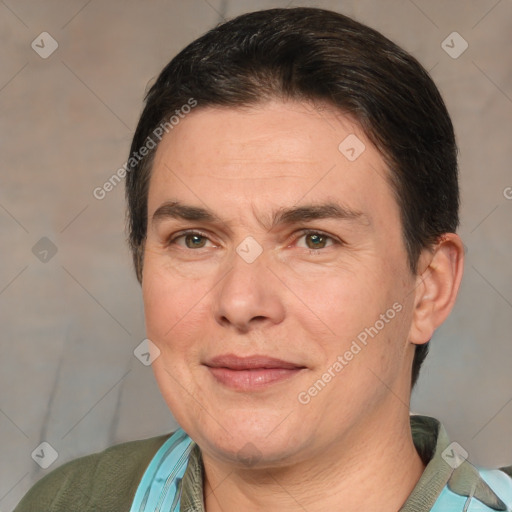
<box><xmin>142</xmin><ymin>100</ymin><xmax>419</xmax><ymax>468</ymax></box>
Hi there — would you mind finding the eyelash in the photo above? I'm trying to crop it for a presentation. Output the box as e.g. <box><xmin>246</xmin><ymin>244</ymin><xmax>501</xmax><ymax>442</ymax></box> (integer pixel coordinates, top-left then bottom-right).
<box><xmin>167</xmin><ymin>229</ymin><xmax>340</xmax><ymax>250</ymax></box>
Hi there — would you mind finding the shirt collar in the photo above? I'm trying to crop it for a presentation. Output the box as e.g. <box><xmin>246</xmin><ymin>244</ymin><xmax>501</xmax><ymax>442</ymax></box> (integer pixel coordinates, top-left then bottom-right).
<box><xmin>178</xmin><ymin>415</ymin><xmax>503</xmax><ymax>512</ymax></box>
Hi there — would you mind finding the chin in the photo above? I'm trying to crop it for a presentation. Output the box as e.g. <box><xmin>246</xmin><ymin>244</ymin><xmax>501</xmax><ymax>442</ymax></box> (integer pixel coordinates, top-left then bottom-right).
<box><xmin>192</xmin><ymin>416</ymin><xmax>309</xmax><ymax>468</ymax></box>
<box><xmin>207</xmin><ymin>435</ymin><xmax>301</xmax><ymax>469</ymax></box>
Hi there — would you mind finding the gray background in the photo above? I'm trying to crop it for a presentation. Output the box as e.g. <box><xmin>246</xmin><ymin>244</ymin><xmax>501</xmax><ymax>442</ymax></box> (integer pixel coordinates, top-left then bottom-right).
<box><xmin>1</xmin><ymin>0</ymin><xmax>511</xmax><ymax>510</ymax></box>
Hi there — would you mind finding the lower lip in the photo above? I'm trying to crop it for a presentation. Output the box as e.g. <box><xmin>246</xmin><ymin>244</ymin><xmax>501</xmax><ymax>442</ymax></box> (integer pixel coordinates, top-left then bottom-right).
<box><xmin>207</xmin><ymin>367</ymin><xmax>304</xmax><ymax>391</ymax></box>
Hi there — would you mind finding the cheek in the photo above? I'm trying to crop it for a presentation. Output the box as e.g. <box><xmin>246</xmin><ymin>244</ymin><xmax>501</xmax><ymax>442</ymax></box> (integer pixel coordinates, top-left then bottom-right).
<box><xmin>287</xmin><ymin>261</ymin><xmax>409</xmax><ymax>376</ymax></box>
<box><xmin>142</xmin><ymin>259</ymin><xmax>207</xmax><ymax>350</ymax></box>
<box><xmin>284</xmin><ymin>263</ymin><xmax>383</xmax><ymax>336</ymax></box>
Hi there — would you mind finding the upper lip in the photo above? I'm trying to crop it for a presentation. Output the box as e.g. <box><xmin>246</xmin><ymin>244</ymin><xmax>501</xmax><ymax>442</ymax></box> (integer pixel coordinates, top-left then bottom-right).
<box><xmin>204</xmin><ymin>354</ymin><xmax>305</xmax><ymax>370</ymax></box>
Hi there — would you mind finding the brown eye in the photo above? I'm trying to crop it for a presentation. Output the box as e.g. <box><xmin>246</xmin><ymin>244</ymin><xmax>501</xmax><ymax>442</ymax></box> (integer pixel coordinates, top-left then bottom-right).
<box><xmin>305</xmin><ymin>233</ymin><xmax>328</xmax><ymax>249</ymax></box>
<box><xmin>169</xmin><ymin>231</ymin><xmax>213</xmax><ymax>249</ymax></box>
<box><xmin>295</xmin><ymin>231</ymin><xmax>336</xmax><ymax>250</ymax></box>
<box><xmin>184</xmin><ymin>233</ymin><xmax>207</xmax><ymax>248</ymax></box>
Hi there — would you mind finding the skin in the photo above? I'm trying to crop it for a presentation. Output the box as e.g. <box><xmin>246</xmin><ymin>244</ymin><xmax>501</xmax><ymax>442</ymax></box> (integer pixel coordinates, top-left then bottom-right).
<box><xmin>141</xmin><ymin>100</ymin><xmax>464</xmax><ymax>511</ymax></box>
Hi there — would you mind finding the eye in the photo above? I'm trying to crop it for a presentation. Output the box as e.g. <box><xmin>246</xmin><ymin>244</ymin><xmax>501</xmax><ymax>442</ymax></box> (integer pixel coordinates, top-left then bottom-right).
<box><xmin>295</xmin><ymin>230</ymin><xmax>337</xmax><ymax>250</ymax></box>
<box><xmin>168</xmin><ymin>231</ymin><xmax>215</xmax><ymax>249</ymax></box>
<box><xmin>167</xmin><ymin>229</ymin><xmax>338</xmax><ymax>251</ymax></box>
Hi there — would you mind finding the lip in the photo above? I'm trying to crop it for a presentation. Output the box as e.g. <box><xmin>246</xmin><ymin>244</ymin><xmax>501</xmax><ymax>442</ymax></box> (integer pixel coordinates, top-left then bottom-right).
<box><xmin>204</xmin><ymin>354</ymin><xmax>306</xmax><ymax>391</ymax></box>
<box><xmin>205</xmin><ymin>354</ymin><xmax>304</xmax><ymax>370</ymax></box>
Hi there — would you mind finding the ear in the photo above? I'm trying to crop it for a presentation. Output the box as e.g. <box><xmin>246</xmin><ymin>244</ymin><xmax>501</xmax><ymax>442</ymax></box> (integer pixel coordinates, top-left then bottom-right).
<box><xmin>409</xmin><ymin>233</ymin><xmax>465</xmax><ymax>346</ymax></box>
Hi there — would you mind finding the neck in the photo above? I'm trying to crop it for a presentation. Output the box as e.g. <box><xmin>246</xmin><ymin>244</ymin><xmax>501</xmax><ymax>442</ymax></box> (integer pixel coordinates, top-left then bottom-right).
<box><xmin>202</xmin><ymin>407</ymin><xmax>425</xmax><ymax>512</ymax></box>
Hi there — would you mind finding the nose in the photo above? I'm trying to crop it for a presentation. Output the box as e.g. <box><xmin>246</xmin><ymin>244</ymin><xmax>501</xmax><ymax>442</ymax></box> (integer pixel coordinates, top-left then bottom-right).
<box><xmin>212</xmin><ymin>247</ymin><xmax>286</xmax><ymax>333</ymax></box>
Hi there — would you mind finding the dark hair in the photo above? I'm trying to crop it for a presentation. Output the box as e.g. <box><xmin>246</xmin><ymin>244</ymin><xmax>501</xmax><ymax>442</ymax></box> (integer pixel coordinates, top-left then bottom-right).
<box><xmin>125</xmin><ymin>7</ymin><xmax>459</xmax><ymax>388</ymax></box>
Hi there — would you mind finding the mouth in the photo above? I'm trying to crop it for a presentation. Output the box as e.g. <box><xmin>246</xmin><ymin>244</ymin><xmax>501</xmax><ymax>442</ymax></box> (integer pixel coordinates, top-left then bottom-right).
<box><xmin>203</xmin><ymin>354</ymin><xmax>307</xmax><ymax>391</ymax></box>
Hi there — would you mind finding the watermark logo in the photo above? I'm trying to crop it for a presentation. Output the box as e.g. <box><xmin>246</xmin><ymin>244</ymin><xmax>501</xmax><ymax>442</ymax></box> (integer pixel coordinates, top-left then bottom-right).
<box><xmin>236</xmin><ymin>236</ymin><xmax>263</xmax><ymax>264</ymax></box>
<box><xmin>236</xmin><ymin>442</ymin><xmax>263</xmax><ymax>466</ymax></box>
<box><xmin>338</xmin><ymin>134</ymin><xmax>365</xmax><ymax>162</ymax></box>
<box><xmin>31</xmin><ymin>441</ymin><xmax>58</xmax><ymax>469</ymax></box>
<box><xmin>441</xmin><ymin>32</ymin><xmax>468</xmax><ymax>59</ymax></box>
<box><xmin>442</xmin><ymin>441</ymin><xmax>468</xmax><ymax>469</ymax></box>
<box><xmin>134</xmin><ymin>338</ymin><xmax>161</xmax><ymax>366</ymax></box>
<box><xmin>32</xmin><ymin>237</ymin><xmax>58</xmax><ymax>263</ymax></box>
<box><xmin>31</xmin><ymin>32</ymin><xmax>58</xmax><ymax>59</ymax></box>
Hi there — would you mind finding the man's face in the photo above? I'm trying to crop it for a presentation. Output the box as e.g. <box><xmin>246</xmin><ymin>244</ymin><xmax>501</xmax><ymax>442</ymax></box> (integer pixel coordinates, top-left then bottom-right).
<box><xmin>142</xmin><ymin>100</ymin><xmax>419</xmax><ymax>467</ymax></box>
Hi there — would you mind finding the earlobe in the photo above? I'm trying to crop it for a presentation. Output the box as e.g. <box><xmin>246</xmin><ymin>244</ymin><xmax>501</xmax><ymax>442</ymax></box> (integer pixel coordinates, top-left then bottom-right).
<box><xmin>409</xmin><ymin>234</ymin><xmax>465</xmax><ymax>345</ymax></box>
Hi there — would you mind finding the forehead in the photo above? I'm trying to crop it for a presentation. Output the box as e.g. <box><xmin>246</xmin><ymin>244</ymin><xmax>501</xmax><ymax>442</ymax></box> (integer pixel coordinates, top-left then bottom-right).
<box><xmin>148</xmin><ymin>100</ymin><xmax>397</xmax><ymax>228</ymax></box>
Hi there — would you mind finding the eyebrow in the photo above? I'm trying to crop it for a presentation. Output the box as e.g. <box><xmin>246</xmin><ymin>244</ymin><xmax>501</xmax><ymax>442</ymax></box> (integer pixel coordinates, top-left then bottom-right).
<box><xmin>151</xmin><ymin>200</ymin><xmax>368</xmax><ymax>231</ymax></box>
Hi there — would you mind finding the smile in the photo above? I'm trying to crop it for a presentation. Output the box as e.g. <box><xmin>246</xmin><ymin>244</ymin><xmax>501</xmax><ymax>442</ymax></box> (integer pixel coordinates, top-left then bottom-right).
<box><xmin>204</xmin><ymin>354</ymin><xmax>307</xmax><ymax>391</ymax></box>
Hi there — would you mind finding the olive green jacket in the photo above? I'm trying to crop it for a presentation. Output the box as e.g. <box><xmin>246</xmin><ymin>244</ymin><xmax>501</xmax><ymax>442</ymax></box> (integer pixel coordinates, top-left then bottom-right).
<box><xmin>14</xmin><ymin>415</ymin><xmax>512</xmax><ymax>511</ymax></box>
